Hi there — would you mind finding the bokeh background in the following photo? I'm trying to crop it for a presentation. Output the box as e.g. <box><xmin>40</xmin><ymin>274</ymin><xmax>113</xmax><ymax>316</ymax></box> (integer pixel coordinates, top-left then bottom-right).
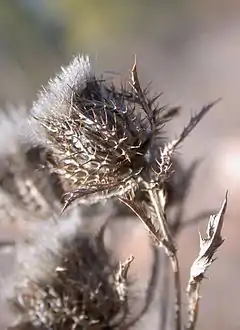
<box><xmin>1</xmin><ymin>0</ymin><xmax>240</xmax><ymax>329</ymax></box>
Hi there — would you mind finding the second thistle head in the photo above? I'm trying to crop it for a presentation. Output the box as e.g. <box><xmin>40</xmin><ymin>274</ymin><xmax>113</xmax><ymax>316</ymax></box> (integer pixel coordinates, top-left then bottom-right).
<box><xmin>7</xmin><ymin>223</ymin><xmax>134</xmax><ymax>329</ymax></box>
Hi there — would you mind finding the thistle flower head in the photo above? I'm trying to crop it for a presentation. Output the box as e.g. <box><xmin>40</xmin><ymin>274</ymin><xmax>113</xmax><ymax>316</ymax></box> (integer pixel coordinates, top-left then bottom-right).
<box><xmin>31</xmin><ymin>56</ymin><xmax>181</xmax><ymax>208</ymax></box>
<box><xmin>30</xmin><ymin>54</ymin><xmax>217</xmax><ymax>247</ymax></box>
<box><xmin>8</xmin><ymin>226</ymin><xmax>133</xmax><ymax>329</ymax></box>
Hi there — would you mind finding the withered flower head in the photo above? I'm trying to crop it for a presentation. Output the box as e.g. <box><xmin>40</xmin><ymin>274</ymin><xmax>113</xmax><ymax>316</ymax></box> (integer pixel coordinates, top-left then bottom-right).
<box><xmin>31</xmin><ymin>56</ymin><xmax>184</xmax><ymax>208</ymax></box>
<box><xmin>31</xmin><ymin>55</ymin><xmax>218</xmax><ymax>245</ymax></box>
<box><xmin>8</xmin><ymin>226</ymin><xmax>134</xmax><ymax>329</ymax></box>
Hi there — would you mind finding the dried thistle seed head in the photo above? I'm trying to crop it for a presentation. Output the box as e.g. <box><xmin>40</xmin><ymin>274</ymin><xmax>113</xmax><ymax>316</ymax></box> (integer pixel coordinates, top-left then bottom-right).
<box><xmin>8</xmin><ymin>227</ymin><xmax>133</xmax><ymax>330</ymax></box>
<box><xmin>30</xmin><ymin>56</ymin><xmax>179</xmax><ymax>207</ymax></box>
<box><xmin>31</xmin><ymin>55</ymin><xmax>216</xmax><ymax>211</ymax></box>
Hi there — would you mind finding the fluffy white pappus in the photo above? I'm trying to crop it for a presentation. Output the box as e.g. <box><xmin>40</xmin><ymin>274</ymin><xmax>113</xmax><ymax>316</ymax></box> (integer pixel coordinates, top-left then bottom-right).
<box><xmin>0</xmin><ymin>106</ymin><xmax>33</xmax><ymax>157</ymax></box>
<box><xmin>29</xmin><ymin>55</ymin><xmax>92</xmax><ymax>147</ymax></box>
<box><xmin>31</xmin><ymin>55</ymin><xmax>91</xmax><ymax>118</ymax></box>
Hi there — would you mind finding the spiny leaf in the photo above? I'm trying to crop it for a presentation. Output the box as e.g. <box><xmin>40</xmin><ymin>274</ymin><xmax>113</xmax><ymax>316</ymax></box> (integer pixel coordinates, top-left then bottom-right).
<box><xmin>189</xmin><ymin>191</ymin><xmax>227</xmax><ymax>284</ymax></box>
<box><xmin>172</xmin><ymin>99</ymin><xmax>221</xmax><ymax>150</ymax></box>
<box><xmin>186</xmin><ymin>192</ymin><xmax>228</xmax><ymax>330</ymax></box>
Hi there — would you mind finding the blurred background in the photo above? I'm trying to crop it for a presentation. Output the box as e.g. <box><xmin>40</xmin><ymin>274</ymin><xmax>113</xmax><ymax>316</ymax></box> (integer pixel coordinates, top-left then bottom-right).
<box><xmin>1</xmin><ymin>0</ymin><xmax>240</xmax><ymax>329</ymax></box>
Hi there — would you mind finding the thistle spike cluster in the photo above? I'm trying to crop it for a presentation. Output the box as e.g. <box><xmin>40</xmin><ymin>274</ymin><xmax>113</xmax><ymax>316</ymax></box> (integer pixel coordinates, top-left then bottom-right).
<box><xmin>31</xmin><ymin>56</ymin><xmax>215</xmax><ymax>215</ymax></box>
<box><xmin>8</xmin><ymin>226</ymin><xmax>134</xmax><ymax>330</ymax></box>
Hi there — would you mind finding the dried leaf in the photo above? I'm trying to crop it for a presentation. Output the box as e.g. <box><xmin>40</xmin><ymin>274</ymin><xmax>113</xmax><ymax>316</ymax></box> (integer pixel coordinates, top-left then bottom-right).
<box><xmin>186</xmin><ymin>192</ymin><xmax>228</xmax><ymax>330</ymax></box>
<box><xmin>189</xmin><ymin>192</ymin><xmax>227</xmax><ymax>284</ymax></box>
<box><xmin>172</xmin><ymin>99</ymin><xmax>221</xmax><ymax>150</ymax></box>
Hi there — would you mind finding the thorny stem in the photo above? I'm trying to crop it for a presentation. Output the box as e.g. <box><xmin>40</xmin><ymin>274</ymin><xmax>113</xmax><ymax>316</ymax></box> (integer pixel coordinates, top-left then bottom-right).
<box><xmin>147</xmin><ymin>186</ymin><xmax>182</xmax><ymax>330</ymax></box>
<box><xmin>147</xmin><ymin>188</ymin><xmax>175</xmax><ymax>254</ymax></box>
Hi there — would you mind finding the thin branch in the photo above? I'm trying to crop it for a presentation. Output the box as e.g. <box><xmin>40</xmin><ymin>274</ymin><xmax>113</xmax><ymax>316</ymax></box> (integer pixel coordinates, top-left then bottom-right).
<box><xmin>146</xmin><ymin>186</ymin><xmax>182</xmax><ymax>330</ymax></box>
<box><xmin>158</xmin><ymin>252</ymin><xmax>170</xmax><ymax>330</ymax></box>
<box><xmin>119</xmin><ymin>192</ymin><xmax>182</xmax><ymax>330</ymax></box>
<box><xmin>147</xmin><ymin>187</ymin><xmax>175</xmax><ymax>254</ymax></box>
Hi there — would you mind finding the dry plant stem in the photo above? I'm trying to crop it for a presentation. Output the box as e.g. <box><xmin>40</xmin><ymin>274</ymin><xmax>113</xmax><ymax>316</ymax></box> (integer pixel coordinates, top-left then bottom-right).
<box><xmin>147</xmin><ymin>187</ymin><xmax>182</xmax><ymax>330</ymax></box>
<box><xmin>185</xmin><ymin>283</ymin><xmax>200</xmax><ymax>330</ymax></box>
<box><xmin>171</xmin><ymin>255</ymin><xmax>182</xmax><ymax>330</ymax></box>
<box><xmin>186</xmin><ymin>193</ymin><xmax>228</xmax><ymax>330</ymax></box>
<box><xmin>158</xmin><ymin>252</ymin><xmax>170</xmax><ymax>330</ymax></box>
